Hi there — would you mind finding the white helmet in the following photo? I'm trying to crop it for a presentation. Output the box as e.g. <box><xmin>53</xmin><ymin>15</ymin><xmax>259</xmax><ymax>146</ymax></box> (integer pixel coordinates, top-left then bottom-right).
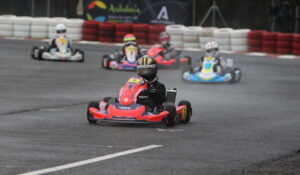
<box><xmin>55</xmin><ymin>24</ymin><xmax>66</xmax><ymax>34</ymax></box>
<box><xmin>204</xmin><ymin>41</ymin><xmax>219</xmax><ymax>57</ymax></box>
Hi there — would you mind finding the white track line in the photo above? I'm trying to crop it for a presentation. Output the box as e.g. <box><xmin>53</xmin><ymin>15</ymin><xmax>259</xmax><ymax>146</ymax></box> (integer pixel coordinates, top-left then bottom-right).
<box><xmin>18</xmin><ymin>144</ymin><xmax>162</xmax><ymax>175</ymax></box>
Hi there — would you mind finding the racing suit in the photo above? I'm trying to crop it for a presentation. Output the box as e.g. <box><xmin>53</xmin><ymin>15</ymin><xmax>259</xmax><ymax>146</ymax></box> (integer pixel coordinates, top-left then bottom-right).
<box><xmin>115</xmin><ymin>42</ymin><xmax>143</xmax><ymax>62</ymax></box>
<box><xmin>160</xmin><ymin>42</ymin><xmax>177</xmax><ymax>60</ymax></box>
<box><xmin>195</xmin><ymin>55</ymin><xmax>224</xmax><ymax>73</ymax></box>
<box><xmin>137</xmin><ymin>77</ymin><xmax>166</xmax><ymax>112</ymax></box>
<box><xmin>49</xmin><ymin>34</ymin><xmax>72</xmax><ymax>54</ymax></box>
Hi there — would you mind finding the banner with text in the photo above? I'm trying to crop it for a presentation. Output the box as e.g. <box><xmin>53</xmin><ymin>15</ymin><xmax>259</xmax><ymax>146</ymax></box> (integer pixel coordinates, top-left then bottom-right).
<box><xmin>84</xmin><ymin>0</ymin><xmax>191</xmax><ymax>25</ymax></box>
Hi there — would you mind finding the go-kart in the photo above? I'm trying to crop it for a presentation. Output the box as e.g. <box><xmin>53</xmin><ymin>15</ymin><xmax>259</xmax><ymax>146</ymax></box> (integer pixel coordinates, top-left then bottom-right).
<box><xmin>87</xmin><ymin>76</ymin><xmax>192</xmax><ymax>127</ymax></box>
<box><xmin>101</xmin><ymin>44</ymin><xmax>139</xmax><ymax>70</ymax></box>
<box><xmin>182</xmin><ymin>56</ymin><xmax>242</xmax><ymax>83</ymax></box>
<box><xmin>147</xmin><ymin>44</ymin><xmax>191</xmax><ymax>68</ymax></box>
<box><xmin>31</xmin><ymin>36</ymin><xmax>84</xmax><ymax>62</ymax></box>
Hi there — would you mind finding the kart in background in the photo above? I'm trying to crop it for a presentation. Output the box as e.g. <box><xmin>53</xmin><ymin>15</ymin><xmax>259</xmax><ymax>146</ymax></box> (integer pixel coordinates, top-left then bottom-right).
<box><xmin>182</xmin><ymin>56</ymin><xmax>242</xmax><ymax>83</ymax></box>
<box><xmin>86</xmin><ymin>76</ymin><xmax>192</xmax><ymax>127</ymax></box>
<box><xmin>31</xmin><ymin>36</ymin><xmax>84</xmax><ymax>62</ymax></box>
<box><xmin>101</xmin><ymin>44</ymin><xmax>139</xmax><ymax>70</ymax></box>
<box><xmin>147</xmin><ymin>44</ymin><xmax>192</xmax><ymax>68</ymax></box>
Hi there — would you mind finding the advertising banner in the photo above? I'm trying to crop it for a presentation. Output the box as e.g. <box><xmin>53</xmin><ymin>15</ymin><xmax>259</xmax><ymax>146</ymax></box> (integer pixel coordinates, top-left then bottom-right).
<box><xmin>84</xmin><ymin>0</ymin><xmax>191</xmax><ymax>25</ymax></box>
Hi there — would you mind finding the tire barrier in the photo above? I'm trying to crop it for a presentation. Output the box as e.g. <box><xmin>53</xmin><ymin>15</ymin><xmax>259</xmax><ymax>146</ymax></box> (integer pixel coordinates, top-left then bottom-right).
<box><xmin>2</xmin><ymin>15</ymin><xmax>300</xmax><ymax>56</ymax></box>
<box><xmin>82</xmin><ymin>20</ymin><xmax>98</xmax><ymax>41</ymax></box>
<box><xmin>166</xmin><ymin>25</ymin><xmax>185</xmax><ymax>47</ymax></box>
<box><xmin>132</xmin><ymin>24</ymin><xmax>148</xmax><ymax>44</ymax></box>
<box><xmin>213</xmin><ymin>28</ymin><xmax>232</xmax><ymax>51</ymax></box>
<box><xmin>248</xmin><ymin>30</ymin><xmax>265</xmax><ymax>52</ymax></box>
<box><xmin>98</xmin><ymin>22</ymin><xmax>115</xmax><ymax>42</ymax></box>
<box><xmin>65</xmin><ymin>19</ymin><xmax>84</xmax><ymax>41</ymax></box>
<box><xmin>14</xmin><ymin>16</ymin><xmax>32</xmax><ymax>38</ymax></box>
<box><xmin>183</xmin><ymin>26</ymin><xmax>201</xmax><ymax>48</ymax></box>
<box><xmin>47</xmin><ymin>17</ymin><xmax>66</xmax><ymax>38</ymax></box>
<box><xmin>230</xmin><ymin>29</ymin><xmax>250</xmax><ymax>52</ymax></box>
<box><xmin>0</xmin><ymin>15</ymin><xmax>16</xmax><ymax>37</ymax></box>
<box><xmin>115</xmin><ymin>23</ymin><xmax>132</xmax><ymax>43</ymax></box>
<box><xmin>276</xmin><ymin>33</ymin><xmax>293</xmax><ymax>54</ymax></box>
<box><xmin>31</xmin><ymin>17</ymin><xmax>49</xmax><ymax>39</ymax></box>
<box><xmin>148</xmin><ymin>24</ymin><xmax>165</xmax><ymax>45</ymax></box>
<box><xmin>262</xmin><ymin>32</ymin><xmax>277</xmax><ymax>53</ymax></box>
<box><xmin>292</xmin><ymin>34</ymin><xmax>300</xmax><ymax>55</ymax></box>
<box><xmin>199</xmin><ymin>27</ymin><xmax>217</xmax><ymax>49</ymax></box>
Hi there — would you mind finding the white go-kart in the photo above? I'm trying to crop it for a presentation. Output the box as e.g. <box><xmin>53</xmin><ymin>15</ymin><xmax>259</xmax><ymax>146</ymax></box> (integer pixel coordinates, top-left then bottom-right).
<box><xmin>31</xmin><ymin>36</ymin><xmax>84</xmax><ymax>62</ymax></box>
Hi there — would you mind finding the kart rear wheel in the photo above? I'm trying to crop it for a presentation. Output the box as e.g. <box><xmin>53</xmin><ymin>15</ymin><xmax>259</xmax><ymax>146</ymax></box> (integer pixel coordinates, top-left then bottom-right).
<box><xmin>178</xmin><ymin>100</ymin><xmax>192</xmax><ymax>123</ymax></box>
<box><xmin>87</xmin><ymin>101</ymin><xmax>98</xmax><ymax>124</ymax></box>
<box><xmin>230</xmin><ymin>67</ymin><xmax>242</xmax><ymax>84</ymax></box>
<box><xmin>164</xmin><ymin>104</ymin><xmax>176</xmax><ymax>127</ymax></box>
<box><xmin>75</xmin><ymin>49</ymin><xmax>84</xmax><ymax>62</ymax></box>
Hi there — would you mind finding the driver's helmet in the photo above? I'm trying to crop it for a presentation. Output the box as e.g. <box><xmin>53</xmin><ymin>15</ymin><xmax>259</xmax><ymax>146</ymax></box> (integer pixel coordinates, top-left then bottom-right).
<box><xmin>123</xmin><ymin>34</ymin><xmax>137</xmax><ymax>45</ymax></box>
<box><xmin>159</xmin><ymin>32</ymin><xmax>170</xmax><ymax>46</ymax></box>
<box><xmin>204</xmin><ymin>41</ymin><xmax>219</xmax><ymax>57</ymax></box>
<box><xmin>137</xmin><ymin>55</ymin><xmax>158</xmax><ymax>81</ymax></box>
<box><xmin>55</xmin><ymin>24</ymin><xmax>66</xmax><ymax>34</ymax></box>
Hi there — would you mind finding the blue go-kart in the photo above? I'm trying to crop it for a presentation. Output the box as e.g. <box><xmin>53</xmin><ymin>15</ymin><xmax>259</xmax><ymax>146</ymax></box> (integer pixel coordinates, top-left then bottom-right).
<box><xmin>182</xmin><ymin>56</ymin><xmax>242</xmax><ymax>84</ymax></box>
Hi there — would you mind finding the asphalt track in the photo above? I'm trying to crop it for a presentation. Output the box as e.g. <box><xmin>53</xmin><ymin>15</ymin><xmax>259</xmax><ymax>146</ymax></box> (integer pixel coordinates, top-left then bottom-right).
<box><xmin>0</xmin><ymin>39</ymin><xmax>299</xmax><ymax>175</ymax></box>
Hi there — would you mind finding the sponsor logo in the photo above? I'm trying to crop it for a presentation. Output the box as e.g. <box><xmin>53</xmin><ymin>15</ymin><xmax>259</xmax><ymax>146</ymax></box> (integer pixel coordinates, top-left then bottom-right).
<box><xmin>157</xmin><ymin>6</ymin><xmax>169</xmax><ymax>20</ymax></box>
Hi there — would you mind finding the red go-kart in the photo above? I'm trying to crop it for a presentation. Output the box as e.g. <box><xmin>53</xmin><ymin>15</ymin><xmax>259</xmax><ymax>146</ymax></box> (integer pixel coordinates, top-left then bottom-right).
<box><xmin>87</xmin><ymin>76</ymin><xmax>192</xmax><ymax>127</ymax></box>
<box><xmin>147</xmin><ymin>44</ymin><xmax>191</xmax><ymax>67</ymax></box>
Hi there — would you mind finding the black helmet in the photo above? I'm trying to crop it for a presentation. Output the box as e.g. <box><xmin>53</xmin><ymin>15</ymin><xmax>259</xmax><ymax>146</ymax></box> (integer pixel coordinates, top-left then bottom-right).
<box><xmin>137</xmin><ymin>55</ymin><xmax>158</xmax><ymax>81</ymax></box>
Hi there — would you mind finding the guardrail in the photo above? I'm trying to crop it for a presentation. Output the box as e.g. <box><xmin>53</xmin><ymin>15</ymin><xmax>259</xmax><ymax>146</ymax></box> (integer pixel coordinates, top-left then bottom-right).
<box><xmin>0</xmin><ymin>15</ymin><xmax>299</xmax><ymax>56</ymax></box>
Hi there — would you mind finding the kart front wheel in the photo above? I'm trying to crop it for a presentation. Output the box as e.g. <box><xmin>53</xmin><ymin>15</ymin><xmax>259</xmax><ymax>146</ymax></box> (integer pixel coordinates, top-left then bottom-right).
<box><xmin>181</xmin><ymin>56</ymin><xmax>192</xmax><ymax>66</ymax></box>
<box><xmin>178</xmin><ymin>100</ymin><xmax>192</xmax><ymax>123</ymax></box>
<box><xmin>164</xmin><ymin>104</ymin><xmax>176</xmax><ymax>127</ymax></box>
<box><xmin>75</xmin><ymin>49</ymin><xmax>85</xmax><ymax>62</ymax></box>
<box><xmin>101</xmin><ymin>55</ymin><xmax>111</xmax><ymax>69</ymax></box>
<box><xmin>87</xmin><ymin>101</ymin><xmax>98</xmax><ymax>124</ymax></box>
<box><xmin>31</xmin><ymin>47</ymin><xmax>42</xmax><ymax>60</ymax></box>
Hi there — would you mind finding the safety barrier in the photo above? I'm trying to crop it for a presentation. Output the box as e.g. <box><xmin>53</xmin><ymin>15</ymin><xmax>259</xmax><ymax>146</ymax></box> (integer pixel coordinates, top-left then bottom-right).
<box><xmin>293</xmin><ymin>34</ymin><xmax>300</xmax><ymax>55</ymax></box>
<box><xmin>262</xmin><ymin>32</ymin><xmax>277</xmax><ymax>53</ymax></box>
<box><xmin>248</xmin><ymin>30</ymin><xmax>265</xmax><ymax>52</ymax></box>
<box><xmin>82</xmin><ymin>21</ymin><xmax>98</xmax><ymax>41</ymax></box>
<box><xmin>0</xmin><ymin>15</ymin><xmax>83</xmax><ymax>41</ymax></box>
<box><xmin>0</xmin><ymin>15</ymin><xmax>300</xmax><ymax>55</ymax></box>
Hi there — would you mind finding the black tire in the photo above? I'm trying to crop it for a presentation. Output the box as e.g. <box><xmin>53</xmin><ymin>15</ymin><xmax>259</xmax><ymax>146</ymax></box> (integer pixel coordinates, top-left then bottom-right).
<box><xmin>230</xmin><ymin>67</ymin><xmax>242</xmax><ymax>84</ymax></box>
<box><xmin>234</xmin><ymin>67</ymin><xmax>242</xmax><ymax>83</ymax></box>
<box><xmin>31</xmin><ymin>47</ymin><xmax>39</xmax><ymax>59</ymax></box>
<box><xmin>102</xmin><ymin>96</ymin><xmax>117</xmax><ymax>109</ymax></box>
<box><xmin>178</xmin><ymin>100</ymin><xmax>192</xmax><ymax>123</ymax></box>
<box><xmin>164</xmin><ymin>104</ymin><xmax>176</xmax><ymax>127</ymax></box>
<box><xmin>101</xmin><ymin>55</ymin><xmax>111</xmax><ymax>69</ymax></box>
<box><xmin>87</xmin><ymin>101</ymin><xmax>98</xmax><ymax>124</ymax></box>
<box><xmin>37</xmin><ymin>49</ymin><xmax>44</xmax><ymax>60</ymax></box>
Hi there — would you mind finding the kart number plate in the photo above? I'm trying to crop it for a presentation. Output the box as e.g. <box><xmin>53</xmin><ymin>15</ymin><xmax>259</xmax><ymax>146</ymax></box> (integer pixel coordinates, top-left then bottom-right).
<box><xmin>128</xmin><ymin>78</ymin><xmax>141</xmax><ymax>83</ymax></box>
<box><xmin>204</xmin><ymin>57</ymin><xmax>215</xmax><ymax>61</ymax></box>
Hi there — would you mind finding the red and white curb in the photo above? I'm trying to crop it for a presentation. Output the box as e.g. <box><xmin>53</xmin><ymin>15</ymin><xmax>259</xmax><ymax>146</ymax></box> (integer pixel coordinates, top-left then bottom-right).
<box><xmin>1</xmin><ymin>37</ymin><xmax>300</xmax><ymax>60</ymax></box>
